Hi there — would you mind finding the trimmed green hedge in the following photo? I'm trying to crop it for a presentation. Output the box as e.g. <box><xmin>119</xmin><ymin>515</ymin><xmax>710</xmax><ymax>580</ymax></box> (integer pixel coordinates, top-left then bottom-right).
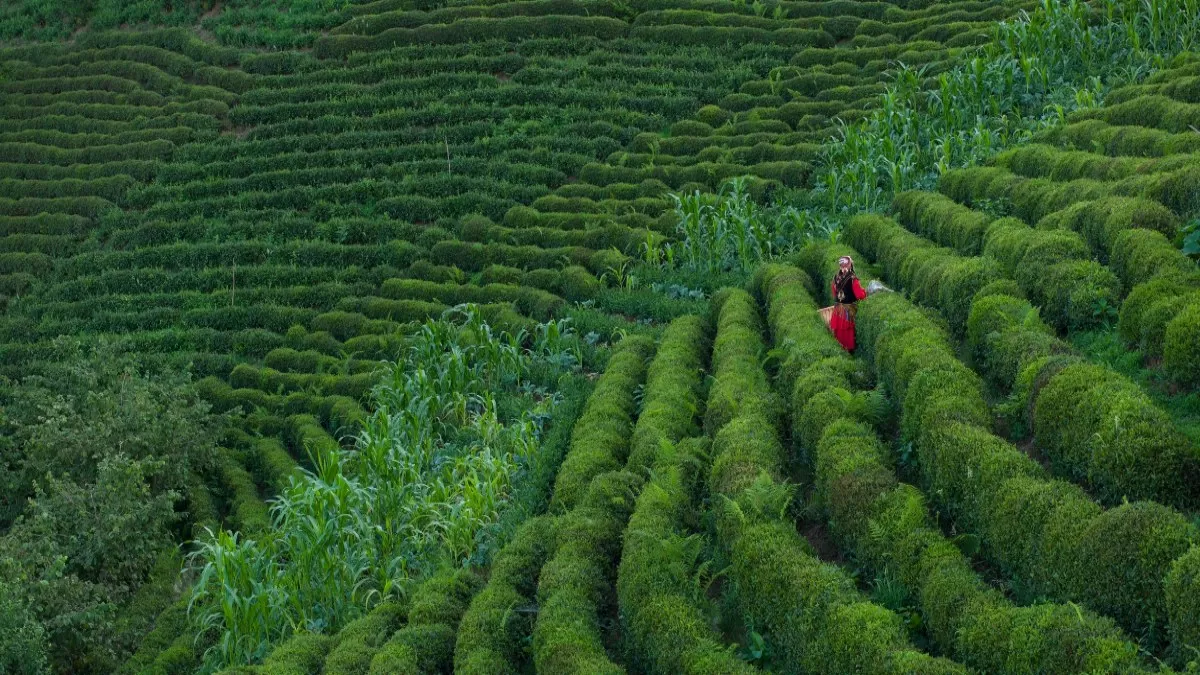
<box><xmin>454</xmin><ymin>516</ymin><xmax>555</xmax><ymax>674</ymax></box>
<box><xmin>625</xmin><ymin>315</ymin><xmax>708</xmax><ymax>473</ymax></box>
<box><xmin>851</xmin><ymin>284</ymin><xmax>1199</xmax><ymax>652</ymax></box>
<box><xmin>847</xmin><ymin>213</ymin><xmax>1200</xmax><ymax>507</ymax></box>
<box><xmin>704</xmin><ymin>289</ymin><xmax>780</xmax><ymax>435</ymax></box>
<box><xmin>217</xmin><ymin>447</ymin><xmax>271</xmax><ymax>535</ymax></box>
<box><xmin>367</xmin><ymin>569</ymin><xmax>482</xmax><ymax>674</ymax></box>
<box><xmin>617</xmin><ymin>437</ymin><xmax>751</xmax><ymax>675</ymax></box>
<box><xmin>315</xmin><ymin>16</ymin><xmax>630</xmax><ymax>59</ymax></box>
<box><xmin>532</xmin><ymin>471</ymin><xmax>642</xmax><ymax>675</ymax></box>
<box><xmin>550</xmin><ymin>335</ymin><xmax>654</xmax><ymax>512</ymax></box>
<box><xmin>1033</xmin><ymin>362</ymin><xmax>1199</xmax><ymax>507</ymax></box>
<box><xmin>1167</xmin><ymin>546</ymin><xmax>1200</xmax><ymax>667</ymax></box>
<box><xmin>705</xmin><ymin>281</ymin><xmax>962</xmax><ymax>673</ymax></box>
<box><xmin>759</xmin><ymin>264</ymin><xmax>1148</xmax><ymax>673</ymax></box>
<box><xmin>322</xmin><ymin>602</ymin><xmax>407</xmax><ymax>675</ymax></box>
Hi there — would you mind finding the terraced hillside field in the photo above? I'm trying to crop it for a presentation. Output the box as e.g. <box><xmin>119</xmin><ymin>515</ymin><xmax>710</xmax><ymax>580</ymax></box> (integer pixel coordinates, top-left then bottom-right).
<box><xmin>2</xmin><ymin>0</ymin><xmax>1199</xmax><ymax>673</ymax></box>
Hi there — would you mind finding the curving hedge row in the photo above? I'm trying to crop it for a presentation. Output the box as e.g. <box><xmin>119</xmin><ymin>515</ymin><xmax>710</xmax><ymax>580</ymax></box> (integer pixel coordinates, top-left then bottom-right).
<box><xmin>623</xmin><ymin>315</ymin><xmax>708</xmax><ymax>473</ymax></box>
<box><xmin>846</xmin><ymin>214</ymin><xmax>1200</xmax><ymax>509</ymax></box>
<box><xmin>452</xmin><ymin>332</ymin><xmax>652</xmax><ymax>674</ymax></box>
<box><xmin>614</xmin><ymin>316</ymin><xmax>741</xmax><ymax>673</ymax></box>
<box><xmin>916</xmin><ymin>178</ymin><xmax>1191</xmax><ymax>290</ymax></box>
<box><xmin>888</xmin><ymin>192</ymin><xmax>1119</xmax><ymax>333</ymax></box>
<box><xmin>314</xmin><ymin>15</ymin><xmax>631</xmax><ymax>59</ymax></box>
<box><xmin>618</xmin><ymin>437</ymin><xmax>752</xmax><ymax>675</ymax></box>
<box><xmin>705</xmin><ymin>287</ymin><xmax>965</xmax><ymax>673</ymax></box>
<box><xmin>454</xmin><ymin>515</ymin><xmax>555</xmax><ymax>674</ymax></box>
<box><xmin>533</xmin><ymin>470</ymin><xmax>643</xmax><ymax>674</ymax></box>
<box><xmin>896</xmin><ymin>188</ymin><xmax>1200</xmax><ymax>360</ymax></box>
<box><xmin>362</xmin><ymin>570</ymin><xmax>482</xmax><ymax>674</ymax></box>
<box><xmin>758</xmin><ymin>262</ymin><xmax>1151</xmax><ymax>674</ymax></box>
<box><xmin>551</xmin><ymin>335</ymin><xmax>654</xmax><ymax>511</ymax></box>
<box><xmin>1040</xmin><ymin>118</ymin><xmax>1200</xmax><ymax>158</ymax></box>
<box><xmin>846</xmin><ymin>273</ymin><xmax>1198</xmax><ymax>657</ymax></box>
<box><xmin>378</xmin><ymin>278</ymin><xmax>570</xmax><ymax>320</ymax></box>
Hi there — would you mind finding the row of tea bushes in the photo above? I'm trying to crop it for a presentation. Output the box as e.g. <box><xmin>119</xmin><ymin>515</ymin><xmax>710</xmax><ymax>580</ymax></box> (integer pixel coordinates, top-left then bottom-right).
<box><xmin>758</xmin><ymin>263</ymin><xmax>1151</xmax><ymax>672</ymax></box>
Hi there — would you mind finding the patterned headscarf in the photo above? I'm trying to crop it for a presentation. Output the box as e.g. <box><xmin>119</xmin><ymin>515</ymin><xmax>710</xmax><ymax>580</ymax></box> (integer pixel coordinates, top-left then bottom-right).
<box><xmin>834</xmin><ymin>255</ymin><xmax>855</xmax><ymax>287</ymax></box>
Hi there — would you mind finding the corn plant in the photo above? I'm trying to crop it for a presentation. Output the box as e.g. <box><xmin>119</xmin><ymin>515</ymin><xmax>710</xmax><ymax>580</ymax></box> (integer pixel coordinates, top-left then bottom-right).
<box><xmin>663</xmin><ymin>176</ymin><xmax>832</xmax><ymax>273</ymax></box>
<box><xmin>188</xmin><ymin>305</ymin><xmax>579</xmax><ymax>671</ymax></box>
<box><xmin>814</xmin><ymin>0</ymin><xmax>1200</xmax><ymax>214</ymax></box>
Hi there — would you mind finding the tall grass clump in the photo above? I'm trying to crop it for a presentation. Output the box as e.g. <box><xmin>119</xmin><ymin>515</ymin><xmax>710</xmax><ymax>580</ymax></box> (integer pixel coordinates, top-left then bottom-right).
<box><xmin>816</xmin><ymin>0</ymin><xmax>1200</xmax><ymax>213</ymax></box>
<box><xmin>655</xmin><ymin>177</ymin><xmax>834</xmax><ymax>274</ymax></box>
<box><xmin>187</xmin><ymin>305</ymin><xmax>581</xmax><ymax>671</ymax></box>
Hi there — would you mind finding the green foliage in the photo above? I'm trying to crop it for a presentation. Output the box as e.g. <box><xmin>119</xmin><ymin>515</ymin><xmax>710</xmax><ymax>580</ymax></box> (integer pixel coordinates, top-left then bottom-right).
<box><xmin>0</xmin><ymin>573</ymin><xmax>50</xmax><ymax>675</ymax></box>
<box><xmin>551</xmin><ymin>335</ymin><xmax>653</xmax><ymax>512</ymax></box>
<box><xmin>704</xmin><ymin>266</ymin><xmax>967</xmax><ymax>673</ymax></box>
<box><xmin>816</xmin><ymin>0</ymin><xmax>1200</xmax><ymax>212</ymax></box>
<box><xmin>533</xmin><ymin>470</ymin><xmax>641</xmax><ymax>675</ymax></box>
<box><xmin>1164</xmin><ymin>300</ymin><xmax>1200</xmax><ymax>388</ymax></box>
<box><xmin>852</xmin><ymin>274</ymin><xmax>1200</xmax><ymax>652</ymax></box>
<box><xmin>190</xmin><ymin>307</ymin><xmax>580</xmax><ymax>670</ymax></box>
<box><xmin>361</xmin><ymin>569</ymin><xmax>479</xmax><ymax>675</ymax></box>
<box><xmin>1034</xmin><ymin>362</ymin><xmax>1198</xmax><ymax>506</ymax></box>
<box><xmin>1167</xmin><ymin>546</ymin><xmax>1200</xmax><ymax>668</ymax></box>
<box><xmin>624</xmin><ymin>316</ymin><xmax>708</xmax><ymax>473</ymax></box>
<box><xmin>847</xmin><ymin>210</ymin><xmax>1200</xmax><ymax>508</ymax></box>
<box><xmin>454</xmin><ymin>516</ymin><xmax>553</xmax><ymax>675</ymax></box>
<box><xmin>658</xmin><ymin>176</ymin><xmax>834</xmax><ymax>274</ymax></box>
<box><xmin>0</xmin><ymin>340</ymin><xmax>219</xmax><ymax>673</ymax></box>
<box><xmin>704</xmin><ymin>289</ymin><xmax>780</xmax><ymax>435</ymax></box>
<box><xmin>0</xmin><ymin>338</ymin><xmax>221</xmax><ymax>526</ymax></box>
<box><xmin>322</xmin><ymin>602</ymin><xmax>405</xmax><ymax>675</ymax></box>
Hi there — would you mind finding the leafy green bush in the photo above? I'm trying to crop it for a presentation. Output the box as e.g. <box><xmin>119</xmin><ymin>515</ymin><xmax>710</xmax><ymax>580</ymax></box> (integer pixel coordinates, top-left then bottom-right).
<box><xmin>455</xmin><ymin>516</ymin><xmax>554</xmax><ymax>675</ymax></box>
<box><xmin>1034</xmin><ymin>362</ymin><xmax>1198</xmax><ymax>507</ymax></box>
<box><xmin>364</xmin><ymin>570</ymin><xmax>480</xmax><ymax>674</ymax></box>
<box><xmin>853</xmin><ymin>277</ymin><xmax>1200</xmax><ymax>649</ymax></box>
<box><xmin>551</xmin><ymin>335</ymin><xmax>653</xmax><ymax>511</ymax></box>
<box><xmin>321</xmin><ymin>602</ymin><xmax>406</xmax><ymax>675</ymax></box>
<box><xmin>1167</xmin><ymin>546</ymin><xmax>1200</xmax><ymax>668</ymax></box>
<box><xmin>533</xmin><ymin>470</ymin><xmax>641</xmax><ymax>675</ymax></box>
<box><xmin>625</xmin><ymin>316</ymin><xmax>708</xmax><ymax>473</ymax></box>
<box><xmin>704</xmin><ymin>289</ymin><xmax>780</xmax><ymax>435</ymax></box>
<box><xmin>1163</xmin><ymin>300</ymin><xmax>1200</xmax><ymax>388</ymax></box>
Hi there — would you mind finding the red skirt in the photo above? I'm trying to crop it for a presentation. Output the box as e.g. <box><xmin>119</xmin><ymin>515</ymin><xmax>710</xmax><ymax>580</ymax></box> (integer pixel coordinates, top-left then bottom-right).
<box><xmin>829</xmin><ymin>303</ymin><xmax>857</xmax><ymax>352</ymax></box>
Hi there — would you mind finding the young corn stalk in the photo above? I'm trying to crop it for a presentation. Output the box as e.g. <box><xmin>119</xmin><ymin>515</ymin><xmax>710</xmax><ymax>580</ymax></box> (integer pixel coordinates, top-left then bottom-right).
<box><xmin>663</xmin><ymin>177</ymin><xmax>829</xmax><ymax>273</ymax></box>
<box><xmin>188</xmin><ymin>306</ymin><xmax>579</xmax><ymax>671</ymax></box>
<box><xmin>814</xmin><ymin>0</ymin><xmax>1200</xmax><ymax>215</ymax></box>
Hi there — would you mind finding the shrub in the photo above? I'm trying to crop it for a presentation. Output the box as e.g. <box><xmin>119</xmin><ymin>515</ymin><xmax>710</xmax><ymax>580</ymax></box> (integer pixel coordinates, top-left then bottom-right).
<box><xmin>625</xmin><ymin>315</ymin><xmax>707</xmax><ymax>473</ymax></box>
<box><xmin>218</xmin><ymin>449</ymin><xmax>271</xmax><ymax>535</ymax></box>
<box><xmin>1066</xmin><ymin>503</ymin><xmax>1198</xmax><ymax>651</ymax></box>
<box><xmin>1164</xmin><ymin>300</ymin><xmax>1200</xmax><ymax>389</ymax></box>
<box><xmin>550</xmin><ymin>336</ymin><xmax>653</xmax><ymax>512</ymax></box>
<box><xmin>322</xmin><ymin>603</ymin><xmax>406</xmax><ymax>675</ymax></box>
<box><xmin>1117</xmin><ymin>273</ymin><xmax>1200</xmax><ymax>348</ymax></box>
<box><xmin>557</xmin><ymin>265</ymin><xmax>602</xmax><ymax>302</ymax></box>
<box><xmin>1034</xmin><ymin>362</ymin><xmax>1196</xmax><ymax>507</ymax></box>
<box><xmin>1109</xmin><ymin>228</ymin><xmax>1192</xmax><ymax>287</ymax></box>
<box><xmin>454</xmin><ymin>517</ymin><xmax>554</xmax><ymax>675</ymax></box>
<box><xmin>244</xmin><ymin>438</ymin><xmax>300</xmax><ymax>496</ymax></box>
<box><xmin>704</xmin><ymin>289</ymin><xmax>779</xmax><ymax>435</ymax></box>
<box><xmin>1037</xmin><ymin>259</ymin><xmax>1121</xmax><ymax>332</ymax></box>
<box><xmin>366</xmin><ymin>624</ymin><xmax>455</xmax><ymax>675</ymax></box>
<box><xmin>1167</xmin><ymin>546</ymin><xmax>1200</xmax><ymax>667</ymax></box>
<box><xmin>258</xmin><ymin>633</ymin><xmax>332</xmax><ymax>674</ymax></box>
<box><xmin>935</xmin><ymin>257</ymin><xmax>1003</xmax><ymax>334</ymax></box>
<box><xmin>368</xmin><ymin>569</ymin><xmax>482</xmax><ymax>674</ymax></box>
<box><xmin>533</xmin><ymin>470</ymin><xmax>640</xmax><ymax>675</ymax></box>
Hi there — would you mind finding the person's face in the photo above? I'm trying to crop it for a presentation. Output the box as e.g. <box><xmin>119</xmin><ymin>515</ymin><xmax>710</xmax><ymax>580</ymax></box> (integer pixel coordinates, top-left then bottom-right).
<box><xmin>839</xmin><ymin>260</ymin><xmax>850</xmax><ymax>272</ymax></box>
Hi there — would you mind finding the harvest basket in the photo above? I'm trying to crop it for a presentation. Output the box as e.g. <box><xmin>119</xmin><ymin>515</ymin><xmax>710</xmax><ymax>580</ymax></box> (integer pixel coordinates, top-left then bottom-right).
<box><xmin>818</xmin><ymin>305</ymin><xmax>834</xmax><ymax>328</ymax></box>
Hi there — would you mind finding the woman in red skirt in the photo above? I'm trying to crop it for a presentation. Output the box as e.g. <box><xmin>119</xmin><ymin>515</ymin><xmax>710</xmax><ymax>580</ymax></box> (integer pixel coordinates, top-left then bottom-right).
<box><xmin>830</xmin><ymin>255</ymin><xmax>866</xmax><ymax>352</ymax></box>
